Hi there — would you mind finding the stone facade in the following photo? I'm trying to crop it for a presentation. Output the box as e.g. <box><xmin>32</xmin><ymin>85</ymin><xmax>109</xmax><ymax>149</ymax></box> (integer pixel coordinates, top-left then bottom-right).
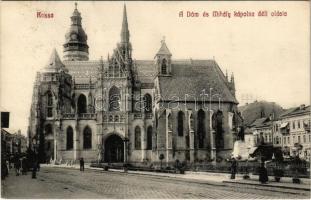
<box><xmin>28</xmin><ymin>4</ymin><xmax>241</xmax><ymax>165</ymax></box>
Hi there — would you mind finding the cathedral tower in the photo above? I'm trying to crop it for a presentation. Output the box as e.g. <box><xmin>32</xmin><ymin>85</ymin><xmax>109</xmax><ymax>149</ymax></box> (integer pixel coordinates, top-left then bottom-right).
<box><xmin>155</xmin><ymin>38</ymin><xmax>172</xmax><ymax>76</ymax></box>
<box><xmin>63</xmin><ymin>3</ymin><xmax>89</xmax><ymax>61</ymax></box>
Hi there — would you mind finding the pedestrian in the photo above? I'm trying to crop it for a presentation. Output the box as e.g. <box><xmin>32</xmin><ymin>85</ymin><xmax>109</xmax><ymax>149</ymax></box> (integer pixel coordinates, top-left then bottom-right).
<box><xmin>1</xmin><ymin>158</ymin><xmax>9</xmax><ymax>180</ymax></box>
<box><xmin>80</xmin><ymin>157</ymin><xmax>84</xmax><ymax>171</ymax></box>
<box><xmin>259</xmin><ymin>162</ymin><xmax>268</xmax><ymax>184</ymax></box>
<box><xmin>230</xmin><ymin>158</ymin><xmax>237</xmax><ymax>179</ymax></box>
<box><xmin>14</xmin><ymin>158</ymin><xmax>21</xmax><ymax>176</ymax></box>
<box><xmin>22</xmin><ymin>158</ymin><xmax>28</xmax><ymax>175</ymax></box>
<box><xmin>32</xmin><ymin>160</ymin><xmax>38</xmax><ymax>179</ymax></box>
<box><xmin>37</xmin><ymin>161</ymin><xmax>40</xmax><ymax>172</ymax></box>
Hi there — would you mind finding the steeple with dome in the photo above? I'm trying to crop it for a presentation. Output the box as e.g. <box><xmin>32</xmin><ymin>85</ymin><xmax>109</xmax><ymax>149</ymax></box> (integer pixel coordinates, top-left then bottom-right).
<box><xmin>63</xmin><ymin>3</ymin><xmax>89</xmax><ymax>61</ymax></box>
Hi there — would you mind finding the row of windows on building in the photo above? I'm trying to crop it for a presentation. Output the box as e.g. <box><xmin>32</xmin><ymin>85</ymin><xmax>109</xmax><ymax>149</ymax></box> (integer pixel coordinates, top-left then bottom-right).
<box><xmin>281</xmin><ymin>134</ymin><xmax>311</xmax><ymax>145</ymax></box>
<box><xmin>61</xmin><ymin>125</ymin><xmax>154</xmax><ymax>151</ymax></box>
<box><xmin>45</xmin><ymin>89</ymin><xmax>153</xmax><ymax>117</ymax></box>
<box><xmin>274</xmin><ymin>120</ymin><xmax>309</xmax><ymax>132</ymax></box>
<box><xmin>290</xmin><ymin>120</ymin><xmax>308</xmax><ymax>130</ymax></box>
<box><xmin>45</xmin><ymin>124</ymin><xmax>92</xmax><ymax>150</ymax></box>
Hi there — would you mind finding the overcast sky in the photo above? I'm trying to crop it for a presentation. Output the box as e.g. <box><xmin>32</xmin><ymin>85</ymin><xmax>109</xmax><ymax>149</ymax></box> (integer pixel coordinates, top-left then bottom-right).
<box><xmin>0</xmin><ymin>1</ymin><xmax>309</xmax><ymax>135</ymax></box>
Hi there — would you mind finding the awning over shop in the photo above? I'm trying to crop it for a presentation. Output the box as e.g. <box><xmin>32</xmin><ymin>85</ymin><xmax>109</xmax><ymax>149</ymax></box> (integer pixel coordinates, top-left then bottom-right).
<box><xmin>280</xmin><ymin>122</ymin><xmax>289</xmax><ymax>128</ymax></box>
<box><xmin>248</xmin><ymin>147</ymin><xmax>258</xmax><ymax>156</ymax></box>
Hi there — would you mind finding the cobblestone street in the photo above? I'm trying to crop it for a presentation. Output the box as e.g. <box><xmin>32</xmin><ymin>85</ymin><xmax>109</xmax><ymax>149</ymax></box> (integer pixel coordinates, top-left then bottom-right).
<box><xmin>1</xmin><ymin>167</ymin><xmax>309</xmax><ymax>199</ymax></box>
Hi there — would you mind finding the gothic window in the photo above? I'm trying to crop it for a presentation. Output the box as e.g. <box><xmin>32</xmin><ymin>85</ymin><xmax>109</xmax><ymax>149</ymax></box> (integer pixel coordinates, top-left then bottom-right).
<box><xmin>83</xmin><ymin>126</ymin><xmax>92</xmax><ymax>149</ymax></box>
<box><xmin>47</xmin><ymin>91</ymin><xmax>53</xmax><ymax>117</ymax></box>
<box><xmin>147</xmin><ymin>126</ymin><xmax>152</xmax><ymax>150</ymax></box>
<box><xmin>66</xmin><ymin>126</ymin><xmax>73</xmax><ymax>150</ymax></box>
<box><xmin>77</xmin><ymin>94</ymin><xmax>87</xmax><ymax>114</ymax></box>
<box><xmin>143</xmin><ymin>93</ymin><xmax>152</xmax><ymax>113</ymax></box>
<box><xmin>45</xmin><ymin>124</ymin><xmax>53</xmax><ymax>135</ymax></box>
<box><xmin>213</xmin><ymin>110</ymin><xmax>224</xmax><ymax>149</ymax></box>
<box><xmin>178</xmin><ymin>111</ymin><xmax>184</xmax><ymax>136</ymax></box>
<box><xmin>161</xmin><ymin>58</ymin><xmax>167</xmax><ymax>74</ymax></box>
<box><xmin>197</xmin><ymin>109</ymin><xmax>205</xmax><ymax>148</ymax></box>
<box><xmin>109</xmin><ymin>86</ymin><xmax>121</xmax><ymax>111</ymax></box>
<box><xmin>135</xmin><ymin>126</ymin><xmax>141</xmax><ymax>150</ymax></box>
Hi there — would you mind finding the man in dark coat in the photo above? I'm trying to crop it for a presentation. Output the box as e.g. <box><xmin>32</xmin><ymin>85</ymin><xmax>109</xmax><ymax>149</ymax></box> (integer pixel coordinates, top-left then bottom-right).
<box><xmin>80</xmin><ymin>158</ymin><xmax>84</xmax><ymax>171</ymax></box>
<box><xmin>259</xmin><ymin>162</ymin><xmax>268</xmax><ymax>183</ymax></box>
<box><xmin>14</xmin><ymin>158</ymin><xmax>21</xmax><ymax>176</ymax></box>
<box><xmin>230</xmin><ymin>158</ymin><xmax>237</xmax><ymax>179</ymax></box>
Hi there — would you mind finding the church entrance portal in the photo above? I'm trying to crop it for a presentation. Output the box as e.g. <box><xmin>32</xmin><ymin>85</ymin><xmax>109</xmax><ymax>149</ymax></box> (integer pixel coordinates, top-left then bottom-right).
<box><xmin>104</xmin><ymin>134</ymin><xmax>124</xmax><ymax>163</ymax></box>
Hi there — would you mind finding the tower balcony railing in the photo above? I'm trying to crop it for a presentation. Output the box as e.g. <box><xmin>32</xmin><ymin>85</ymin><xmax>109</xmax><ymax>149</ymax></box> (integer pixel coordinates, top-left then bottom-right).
<box><xmin>134</xmin><ymin>113</ymin><xmax>142</xmax><ymax>119</ymax></box>
<box><xmin>62</xmin><ymin>113</ymin><xmax>97</xmax><ymax>120</ymax></box>
<box><xmin>103</xmin><ymin>111</ymin><xmax>126</xmax><ymax>123</ymax></box>
<box><xmin>78</xmin><ymin>113</ymin><xmax>97</xmax><ymax>119</ymax></box>
<box><xmin>62</xmin><ymin>113</ymin><xmax>75</xmax><ymax>119</ymax></box>
<box><xmin>145</xmin><ymin>113</ymin><xmax>153</xmax><ymax>119</ymax></box>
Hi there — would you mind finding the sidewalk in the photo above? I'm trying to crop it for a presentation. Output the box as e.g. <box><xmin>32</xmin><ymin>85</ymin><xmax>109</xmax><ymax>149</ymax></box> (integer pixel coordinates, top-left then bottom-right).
<box><xmin>44</xmin><ymin>163</ymin><xmax>310</xmax><ymax>192</ymax></box>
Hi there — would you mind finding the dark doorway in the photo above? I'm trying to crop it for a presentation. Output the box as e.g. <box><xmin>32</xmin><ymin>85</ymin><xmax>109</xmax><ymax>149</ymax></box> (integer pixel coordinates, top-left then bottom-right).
<box><xmin>104</xmin><ymin>134</ymin><xmax>124</xmax><ymax>163</ymax></box>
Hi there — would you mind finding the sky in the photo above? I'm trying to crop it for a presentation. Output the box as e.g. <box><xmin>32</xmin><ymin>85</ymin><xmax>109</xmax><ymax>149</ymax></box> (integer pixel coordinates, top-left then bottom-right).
<box><xmin>0</xmin><ymin>1</ymin><xmax>310</xmax><ymax>135</ymax></box>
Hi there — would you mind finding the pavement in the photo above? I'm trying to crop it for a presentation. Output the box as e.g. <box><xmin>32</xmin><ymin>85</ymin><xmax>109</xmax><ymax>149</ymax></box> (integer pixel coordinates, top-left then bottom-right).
<box><xmin>2</xmin><ymin>166</ymin><xmax>310</xmax><ymax>199</ymax></box>
<box><xmin>46</xmin><ymin>163</ymin><xmax>311</xmax><ymax>193</ymax></box>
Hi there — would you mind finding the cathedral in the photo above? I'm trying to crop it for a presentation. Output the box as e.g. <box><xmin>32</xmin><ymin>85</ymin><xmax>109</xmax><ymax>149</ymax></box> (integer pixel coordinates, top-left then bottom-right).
<box><xmin>28</xmin><ymin>4</ymin><xmax>242</xmax><ymax>165</ymax></box>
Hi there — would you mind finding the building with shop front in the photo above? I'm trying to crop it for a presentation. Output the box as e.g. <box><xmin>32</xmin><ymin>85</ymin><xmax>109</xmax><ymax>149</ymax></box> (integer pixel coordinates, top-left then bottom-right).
<box><xmin>276</xmin><ymin>105</ymin><xmax>311</xmax><ymax>161</ymax></box>
<box><xmin>27</xmin><ymin>4</ymin><xmax>243</xmax><ymax>165</ymax></box>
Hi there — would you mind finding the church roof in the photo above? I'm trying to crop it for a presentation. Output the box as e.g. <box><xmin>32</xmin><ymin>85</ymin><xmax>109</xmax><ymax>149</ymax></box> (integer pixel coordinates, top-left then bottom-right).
<box><xmin>157</xmin><ymin>59</ymin><xmax>238</xmax><ymax>103</ymax></box>
<box><xmin>63</xmin><ymin>60</ymin><xmax>99</xmax><ymax>83</ymax></box>
<box><xmin>63</xmin><ymin>59</ymin><xmax>237</xmax><ymax>104</ymax></box>
<box><xmin>41</xmin><ymin>49</ymin><xmax>67</xmax><ymax>73</ymax></box>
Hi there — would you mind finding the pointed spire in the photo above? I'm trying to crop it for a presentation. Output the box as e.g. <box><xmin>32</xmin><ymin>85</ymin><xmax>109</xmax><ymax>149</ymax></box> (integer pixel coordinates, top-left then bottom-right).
<box><xmin>42</xmin><ymin>49</ymin><xmax>67</xmax><ymax>72</ymax></box>
<box><xmin>121</xmin><ymin>4</ymin><xmax>130</xmax><ymax>43</ymax></box>
<box><xmin>225</xmin><ymin>70</ymin><xmax>228</xmax><ymax>81</ymax></box>
<box><xmin>156</xmin><ymin>36</ymin><xmax>172</xmax><ymax>56</ymax></box>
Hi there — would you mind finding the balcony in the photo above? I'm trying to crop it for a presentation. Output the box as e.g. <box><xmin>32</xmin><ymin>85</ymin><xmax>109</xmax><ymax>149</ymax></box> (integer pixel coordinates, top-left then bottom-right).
<box><xmin>62</xmin><ymin>113</ymin><xmax>97</xmax><ymax>120</ymax></box>
<box><xmin>145</xmin><ymin>113</ymin><xmax>153</xmax><ymax>119</ymax></box>
<box><xmin>103</xmin><ymin>111</ymin><xmax>126</xmax><ymax>123</ymax></box>
<box><xmin>62</xmin><ymin>113</ymin><xmax>75</xmax><ymax>119</ymax></box>
<box><xmin>78</xmin><ymin>113</ymin><xmax>97</xmax><ymax>120</ymax></box>
<box><xmin>134</xmin><ymin>113</ymin><xmax>142</xmax><ymax>119</ymax></box>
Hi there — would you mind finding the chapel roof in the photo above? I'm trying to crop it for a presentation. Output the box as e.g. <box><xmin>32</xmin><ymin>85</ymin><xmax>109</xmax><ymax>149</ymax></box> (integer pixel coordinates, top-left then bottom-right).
<box><xmin>157</xmin><ymin>59</ymin><xmax>238</xmax><ymax>103</ymax></box>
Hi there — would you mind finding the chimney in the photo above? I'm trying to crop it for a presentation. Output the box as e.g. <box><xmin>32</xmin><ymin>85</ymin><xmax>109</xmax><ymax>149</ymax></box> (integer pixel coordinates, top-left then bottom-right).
<box><xmin>300</xmin><ymin>104</ymin><xmax>305</xmax><ymax>110</ymax></box>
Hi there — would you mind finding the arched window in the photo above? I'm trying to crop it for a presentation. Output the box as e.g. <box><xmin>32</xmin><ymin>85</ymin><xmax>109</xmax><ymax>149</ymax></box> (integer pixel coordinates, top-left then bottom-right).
<box><xmin>178</xmin><ymin>111</ymin><xmax>184</xmax><ymax>136</ymax></box>
<box><xmin>213</xmin><ymin>110</ymin><xmax>224</xmax><ymax>149</ymax></box>
<box><xmin>198</xmin><ymin>109</ymin><xmax>205</xmax><ymax>148</ymax></box>
<box><xmin>47</xmin><ymin>91</ymin><xmax>53</xmax><ymax>117</ymax></box>
<box><xmin>44</xmin><ymin>124</ymin><xmax>53</xmax><ymax>135</ymax></box>
<box><xmin>143</xmin><ymin>94</ymin><xmax>152</xmax><ymax>113</ymax></box>
<box><xmin>161</xmin><ymin>59</ymin><xmax>167</xmax><ymax>74</ymax></box>
<box><xmin>83</xmin><ymin>126</ymin><xmax>92</xmax><ymax>149</ymax></box>
<box><xmin>135</xmin><ymin>126</ymin><xmax>141</xmax><ymax>150</ymax></box>
<box><xmin>109</xmin><ymin>86</ymin><xmax>121</xmax><ymax>111</ymax></box>
<box><xmin>77</xmin><ymin>94</ymin><xmax>87</xmax><ymax>114</ymax></box>
<box><xmin>147</xmin><ymin>126</ymin><xmax>152</xmax><ymax>150</ymax></box>
<box><xmin>66</xmin><ymin>126</ymin><xmax>73</xmax><ymax>150</ymax></box>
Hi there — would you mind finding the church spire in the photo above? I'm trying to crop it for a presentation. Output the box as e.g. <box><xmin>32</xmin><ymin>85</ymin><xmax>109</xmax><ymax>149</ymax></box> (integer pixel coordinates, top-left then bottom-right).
<box><xmin>63</xmin><ymin>2</ymin><xmax>89</xmax><ymax>61</ymax></box>
<box><xmin>121</xmin><ymin>4</ymin><xmax>130</xmax><ymax>44</ymax></box>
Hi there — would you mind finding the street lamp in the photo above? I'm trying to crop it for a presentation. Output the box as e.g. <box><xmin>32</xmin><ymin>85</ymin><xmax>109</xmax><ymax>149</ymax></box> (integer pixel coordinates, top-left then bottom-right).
<box><xmin>123</xmin><ymin>137</ymin><xmax>129</xmax><ymax>172</ymax></box>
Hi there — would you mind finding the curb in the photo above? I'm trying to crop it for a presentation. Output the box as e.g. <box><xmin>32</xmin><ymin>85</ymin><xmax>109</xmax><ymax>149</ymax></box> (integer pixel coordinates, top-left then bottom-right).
<box><xmin>223</xmin><ymin>180</ymin><xmax>310</xmax><ymax>192</ymax></box>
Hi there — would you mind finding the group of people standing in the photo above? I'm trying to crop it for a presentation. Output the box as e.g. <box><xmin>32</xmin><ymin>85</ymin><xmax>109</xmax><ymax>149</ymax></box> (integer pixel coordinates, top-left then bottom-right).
<box><xmin>1</xmin><ymin>152</ymin><xmax>40</xmax><ymax>180</ymax></box>
<box><xmin>230</xmin><ymin>158</ymin><xmax>269</xmax><ymax>184</ymax></box>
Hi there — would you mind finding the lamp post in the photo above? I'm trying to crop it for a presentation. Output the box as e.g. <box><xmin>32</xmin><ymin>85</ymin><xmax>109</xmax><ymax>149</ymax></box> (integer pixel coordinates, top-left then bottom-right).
<box><xmin>123</xmin><ymin>137</ymin><xmax>129</xmax><ymax>170</ymax></box>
